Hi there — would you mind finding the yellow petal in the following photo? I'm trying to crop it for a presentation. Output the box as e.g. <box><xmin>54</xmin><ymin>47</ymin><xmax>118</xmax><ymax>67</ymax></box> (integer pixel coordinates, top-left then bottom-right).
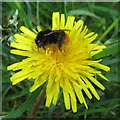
<box><xmin>37</xmin><ymin>26</ymin><xmax>42</xmax><ymax>32</ymax></box>
<box><xmin>7</xmin><ymin>58</ymin><xmax>31</xmax><ymax>71</ymax></box>
<box><xmin>76</xmin><ymin>77</ymin><xmax>93</xmax><ymax>99</ymax></box>
<box><xmin>10</xmin><ymin>66</ymin><xmax>33</xmax><ymax>81</ymax></box>
<box><xmin>29</xmin><ymin>73</ymin><xmax>48</xmax><ymax>92</ymax></box>
<box><xmin>10</xmin><ymin>50</ymin><xmax>31</xmax><ymax>56</ymax></box>
<box><xmin>46</xmin><ymin>87</ymin><xmax>55</xmax><ymax>107</ymax></box>
<box><xmin>93</xmin><ymin>45</ymin><xmax>106</xmax><ymax>50</ymax></box>
<box><xmin>30</xmin><ymin>66</ymin><xmax>46</xmax><ymax>79</ymax></box>
<box><xmin>14</xmin><ymin>34</ymin><xmax>33</xmax><ymax>43</ymax></box>
<box><xmin>65</xmin><ymin>16</ymin><xmax>75</xmax><ymax>30</ymax></box>
<box><xmin>10</xmin><ymin>42</ymin><xmax>32</xmax><ymax>51</ymax></box>
<box><xmin>46</xmin><ymin>77</ymin><xmax>59</xmax><ymax>107</ymax></box>
<box><xmin>83</xmin><ymin>87</ymin><xmax>92</xmax><ymax>99</ymax></box>
<box><xmin>81</xmin><ymin>76</ymin><xmax>100</xmax><ymax>100</ymax></box>
<box><xmin>60</xmin><ymin>14</ymin><xmax>65</xmax><ymax>29</ymax></box>
<box><xmin>81</xmin><ymin>59</ymin><xmax>102</xmax><ymax>65</ymax></box>
<box><xmin>52</xmin><ymin>12</ymin><xmax>60</xmax><ymax>30</ymax></box>
<box><xmin>97</xmin><ymin>73</ymin><xmax>108</xmax><ymax>81</ymax></box>
<box><xmin>63</xmin><ymin>90</ymin><xmax>70</xmax><ymax>110</ymax></box>
<box><xmin>12</xmin><ymin>73</ymin><xmax>30</xmax><ymax>85</ymax></box>
<box><xmin>91</xmin><ymin>63</ymin><xmax>110</xmax><ymax>72</ymax></box>
<box><xmin>87</xmin><ymin>76</ymin><xmax>105</xmax><ymax>90</ymax></box>
<box><xmin>60</xmin><ymin>64</ymin><xmax>78</xmax><ymax>80</ymax></box>
<box><xmin>84</xmin><ymin>67</ymin><xmax>101</xmax><ymax>74</ymax></box>
<box><xmin>91</xmin><ymin>49</ymin><xmax>104</xmax><ymax>56</ymax></box>
<box><xmin>73</xmin><ymin>20</ymin><xmax>84</xmax><ymax>30</ymax></box>
<box><xmin>10</xmin><ymin>66</ymin><xmax>34</xmax><ymax>85</ymax></box>
<box><xmin>46</xmin><ymin>70</ymin><xmax>55</xmax><ymax>92</ymax></box>
<box><xmin>84</xmin><ymin>32</ymin><xmax>95</xmax><ymax>38</ymax></box>
<box><xmin>52</xmin><ymin>81</ymin><xmax>60</xmax><ymax>105</ymax></box>
<box><xmin>33</xmin><ymin>29</ymin><xmax>38</xmax><ymax>34</ymax></box>
<box><xmin>7</xmin><ymin>62</ymin><xmax>22</xmax><ymax>70</ymax></box>
<box><xmin>70</xmin><ymin>20</ymin><xmax>84</xmax><ymax>44</ymax></box>
<box><xmin>79</xmin><ymin>26</ymin><xmax>88</xmax><ymax>38</ymax></box>
<box><xmin>72</xmin><ymin>82</ymin><xmax>83</xmax><ymax>103</ymax></box>
<box><xmin>20</xmin><ymin>26</ymin><xmax>37</xmax><ymax>39</ymax></box>
<box><xmin>85</xmin><ymin>33</ymin><xmax>98</xmax><ymax>44</ymax></box>
<box><xmin>73</xmin><ymin>82</ymin><xmax>88</xmax><ymax>109</ymax></box>
<box><xmin>69</xmin><ymin>90</ymin><xmax>77</xmax><ymax>112</ymax></box>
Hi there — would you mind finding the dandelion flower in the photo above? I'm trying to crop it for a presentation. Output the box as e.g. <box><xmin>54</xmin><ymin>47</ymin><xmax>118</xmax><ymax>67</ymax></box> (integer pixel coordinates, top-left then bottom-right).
<box><xmin>7</xmin><ymin>12</ymin><xmax>110</xmax><ymax>112</ymax></box>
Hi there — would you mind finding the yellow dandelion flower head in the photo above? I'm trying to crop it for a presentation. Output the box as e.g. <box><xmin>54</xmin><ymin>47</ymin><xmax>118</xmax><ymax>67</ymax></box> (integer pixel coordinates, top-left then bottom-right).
<box><xmin>7</xmin><ymin>12</ymin><xmax>110</xmax><ymax>112</ymax></box>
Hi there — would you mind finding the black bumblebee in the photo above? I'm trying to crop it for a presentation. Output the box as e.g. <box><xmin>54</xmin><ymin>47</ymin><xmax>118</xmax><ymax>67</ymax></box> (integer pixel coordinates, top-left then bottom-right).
<box><xmin>35</xmin><ymin>29</ymin><xmax>68</xmax><ymax>50</ymax></box>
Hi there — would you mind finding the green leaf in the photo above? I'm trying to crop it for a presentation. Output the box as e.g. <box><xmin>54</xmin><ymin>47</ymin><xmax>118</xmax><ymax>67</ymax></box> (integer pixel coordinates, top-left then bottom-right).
<box><xmin>103</xmin><ymin>57</ymin><xmax>119</xmax><ymax>65</ymax></box>
<box><xmin>106</xmin><ymin>73</ymin><xmax>118</xmax><ymax>82</ymax></box>
<box><xmin>36</xmin><ymin>2</ymin><xmax>40</xmax><ymax>26</ymax></box>
<box><xmin>81</xmin><ymin>104</ymin><xmax>120</xmax><ymax>115</ymax></box>
<box><xmin>91</xmin><ymin>6</ymin><xmax>118</xmax><ymax>17</ymax></box>
<box><xmin>105</xmin><ymin>39</ymin><xmax>120</xmax><ymax>46</ymax></box>
<box><xmin>67</xmin><ymin>9</ymin><xmax>101</xmax><ymax>20</ymax></box>
<box><xmin>97</xmin><ymin>17</ymin><xmax>120</xmax><ymax>42</ymax></box>
<box><xmin>4</xmin><ymin>87</ymin><xmax>42</xmax><ymax>118</ymax></box>
<box><xmin>92</xmin><ymin>43</ymin><xmax>119</xmax><ymax>60</ymax></box>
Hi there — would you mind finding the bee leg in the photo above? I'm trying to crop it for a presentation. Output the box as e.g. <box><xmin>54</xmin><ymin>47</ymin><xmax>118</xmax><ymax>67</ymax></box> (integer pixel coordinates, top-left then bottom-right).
<box><xmin>43</xmin><ymin>46</ymin><xmax>46</xmax><ymax>50</ymax></box>
<box><xmin>37</xmin><ymin>46</ymin><xmax>39</xmax><ymax>52</ymax></box>
<box><xmin>58</xmin><ymin>43</ymin><xmax>62</xmax><ymax>51</ymax></box>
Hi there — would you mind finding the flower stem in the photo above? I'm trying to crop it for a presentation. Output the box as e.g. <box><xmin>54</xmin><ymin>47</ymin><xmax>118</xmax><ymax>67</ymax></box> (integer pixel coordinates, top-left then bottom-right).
<box><xmin>29</xmin><ymin>87</ymin><xmax>46</xmax><ymax>119</ymax></box>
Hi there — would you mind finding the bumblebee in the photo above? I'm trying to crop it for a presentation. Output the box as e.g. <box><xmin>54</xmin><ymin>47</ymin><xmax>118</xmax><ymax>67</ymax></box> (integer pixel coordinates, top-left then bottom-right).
<box><xmin>35</xmin><ymin>29</ymin><xmax>68</xmax><ymax>50</ymax></box>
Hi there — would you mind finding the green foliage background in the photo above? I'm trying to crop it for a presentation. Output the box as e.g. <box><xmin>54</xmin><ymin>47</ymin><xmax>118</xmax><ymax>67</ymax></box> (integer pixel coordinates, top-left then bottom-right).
<box><xmin>2</xmin><ymin>2</ymin><xmax>120</xmax><ymax>119</ymax></box>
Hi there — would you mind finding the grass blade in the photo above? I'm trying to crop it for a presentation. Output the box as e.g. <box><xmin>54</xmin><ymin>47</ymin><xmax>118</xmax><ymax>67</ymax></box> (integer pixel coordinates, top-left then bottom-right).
<box><xmin>36</xmin><ymin>2</ymin><xmax>40</xmax><ymax>26</ymax></box>
<box><xmin>97</xmin><ymin>17</ymin><xmax>120</xmax><ymax>43</ymax></box>
<box><xmin>67</xmin><ymin>9</ymin><xmax>101</xmax><ymax>20</ymax></box>
<box><xmin>4</xmin><ymin>87</ymin><xmax>42</xmax><ymax>118</ymax></box>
